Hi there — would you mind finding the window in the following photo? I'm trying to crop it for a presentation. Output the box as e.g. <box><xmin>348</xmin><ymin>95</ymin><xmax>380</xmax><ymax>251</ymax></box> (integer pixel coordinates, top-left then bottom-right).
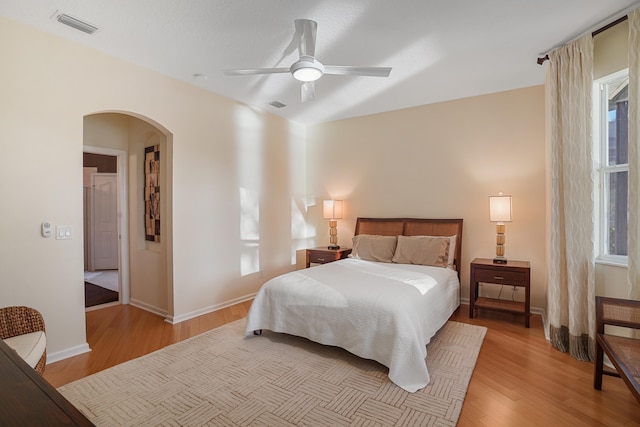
<box><xmin>594</xmin><ymin>69</ymin><xmax>629</xmax><ymax>262</ymax></box>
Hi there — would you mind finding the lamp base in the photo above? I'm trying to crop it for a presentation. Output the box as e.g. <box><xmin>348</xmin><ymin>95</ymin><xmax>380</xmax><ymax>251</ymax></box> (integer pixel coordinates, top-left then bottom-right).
<box><xmin>493</xmin><ymin>256</ymin><xmax>508</xmax><ymax>264</ymax></box>
<box><xmin>328</xmin><ymin>245</ymin><xmax>340</xmax><ymax>250</ymax></box>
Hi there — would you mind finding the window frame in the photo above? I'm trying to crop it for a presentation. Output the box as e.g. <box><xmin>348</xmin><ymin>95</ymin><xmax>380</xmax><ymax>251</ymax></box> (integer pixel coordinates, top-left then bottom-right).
<box><xmin>593</xmin><ymin>68</ymin><xmax>629</xmax><ymax>266</ymax></box>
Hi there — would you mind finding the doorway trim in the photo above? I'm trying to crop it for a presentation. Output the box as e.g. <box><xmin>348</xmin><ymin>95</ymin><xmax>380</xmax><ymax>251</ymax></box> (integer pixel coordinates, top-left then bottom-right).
<box><xmin>83</xmin><ymin>145</ymin><xmax>130</xmax><ymax>304</ymax></box>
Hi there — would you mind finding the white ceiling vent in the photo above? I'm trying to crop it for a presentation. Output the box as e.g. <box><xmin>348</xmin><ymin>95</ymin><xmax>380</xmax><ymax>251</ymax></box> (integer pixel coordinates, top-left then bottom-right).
<box><xmin>55</xmin><ymin>13</ymin><xmax>98</xmax><ymax>34</ymax></box>
<box><xmin>268</xmin><ymin>101</ymin><xmax>286</xmax><ymax>109</ymax></box>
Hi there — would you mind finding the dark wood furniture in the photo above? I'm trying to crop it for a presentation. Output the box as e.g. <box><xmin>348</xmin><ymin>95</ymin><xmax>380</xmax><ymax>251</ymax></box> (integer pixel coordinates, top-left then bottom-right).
<box><xmin>354</xmin><ymin>217</ymin><xmax>464</xmax><ymax>278</ymax></box>
<box><xmin>306</xmin><ymin>247</ymin><xmax>352</xmax><ymax>268</ymax></box>
<box><xmin>0</xmin><ymin>338</ymin><xmax>94</xmax><ymax>426</ymax></box>
<box><xmin>594</xmin><ymin>296</ymin><xmax>640</xmax><ymax>404</ymax></box>
<box><xmin>469</xmin><ymin>258</ymin><xmax>531</xmax><ymax>327</ymax></box>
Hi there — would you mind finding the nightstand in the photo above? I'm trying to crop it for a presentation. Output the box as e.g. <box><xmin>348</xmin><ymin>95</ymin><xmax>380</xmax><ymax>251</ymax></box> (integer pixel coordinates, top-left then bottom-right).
<box><xmin>469</xmin><ymin>258</ymin><xmax>531</xmax><ymax>327</ymax></box>
<box><xmin>305</xmin><ymin>247</ymin><xmax>352</xmax><ymax>268</ymax></box>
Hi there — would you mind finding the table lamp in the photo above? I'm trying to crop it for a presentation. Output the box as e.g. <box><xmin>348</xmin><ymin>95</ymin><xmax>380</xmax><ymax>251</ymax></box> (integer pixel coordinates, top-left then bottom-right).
<box><xmin>323</xmin><ymin>200</ymin><xmax>343</xmax><ymax>249</ymax></box>
<box><xmin>489</xmin><ymin>193</ymin><xmax>512</xmax><ymax>264</ymax></box>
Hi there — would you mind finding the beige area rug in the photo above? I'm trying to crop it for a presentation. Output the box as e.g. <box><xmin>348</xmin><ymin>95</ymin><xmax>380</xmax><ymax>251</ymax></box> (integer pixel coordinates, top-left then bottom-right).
<box><xmin>59</xmin><ymin>320</ymin><xmax>486</xmax><ymax>426</ymax></box>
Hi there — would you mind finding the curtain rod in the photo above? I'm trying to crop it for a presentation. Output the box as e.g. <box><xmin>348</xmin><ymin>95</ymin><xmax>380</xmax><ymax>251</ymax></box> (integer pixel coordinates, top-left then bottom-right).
<box><xmin>537</xmin><ymin>14</ymin><xmax>629</xmax><ymax>65</ymax></box>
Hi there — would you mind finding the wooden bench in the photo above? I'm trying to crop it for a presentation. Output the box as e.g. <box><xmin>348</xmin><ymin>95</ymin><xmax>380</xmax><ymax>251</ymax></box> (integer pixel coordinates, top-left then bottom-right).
<box><xmin>594</xmin><ymin>296</ymin><xmax>640</xmax><ymax>404</ymax></box>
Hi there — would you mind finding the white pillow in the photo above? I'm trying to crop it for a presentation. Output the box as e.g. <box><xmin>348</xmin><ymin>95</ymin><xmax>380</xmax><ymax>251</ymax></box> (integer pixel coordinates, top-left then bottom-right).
<box><xmin>352</xmin><ymin>234</ymin><xmax>398</xmax><ymax>263</ymax></box>
<box><xmin>391</xmin><ymin>235</ymin><xmax>450</xmax><ymax>267</ymax></box>
<box><xmin>446</xmin><ymin>235</ymin><xmax>457</xmax><ymax>267</ymax></box>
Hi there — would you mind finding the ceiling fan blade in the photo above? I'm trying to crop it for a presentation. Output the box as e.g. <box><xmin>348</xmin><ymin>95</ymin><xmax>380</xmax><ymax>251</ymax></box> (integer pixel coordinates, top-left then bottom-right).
<box><xmin>323</xmin><ymin>66</ymin><xmax>392</xmax><ymax>77</ymax></box>
<box><xmin>295</xmin><ymin>19</ymin><xmax>317</xmax><ymax>57</ymax></box>
<box><xmin>301</xmin><ymin>81</ymin><xmax>315</xmax><ymax>103</ymax></box>
<box><xmin>223</xmin><ymin>68</ymin><xmax>290</xmax><ymax>76</ymax></box>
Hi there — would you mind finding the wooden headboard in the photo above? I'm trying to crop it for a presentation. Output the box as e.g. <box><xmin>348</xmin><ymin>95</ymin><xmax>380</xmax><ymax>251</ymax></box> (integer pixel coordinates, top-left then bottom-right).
<box><xmin>354</xmin><ymin>217</ymin><xmax>464</xmax><ymax>275</ymax></box>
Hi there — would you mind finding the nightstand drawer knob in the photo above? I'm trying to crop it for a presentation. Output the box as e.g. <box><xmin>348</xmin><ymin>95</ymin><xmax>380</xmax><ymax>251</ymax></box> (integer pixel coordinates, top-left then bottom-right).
<box><xmin>494</xmin><ymin>276</ymin><xmax>504</xmax><ymax>280</ymax></box>
<box><xmin>317</xmin><ymin>258</ymin><xmax>325</xmax><ymax>262</ymax></box>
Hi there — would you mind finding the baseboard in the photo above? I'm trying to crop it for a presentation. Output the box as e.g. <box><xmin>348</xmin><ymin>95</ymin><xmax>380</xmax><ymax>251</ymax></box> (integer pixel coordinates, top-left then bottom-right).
<box><xmin>460</xmin><ymin>299</ymin><xmax>548</xmax><ymax>339</ymax></box>
<box><xmin>85</xmin><ymin>301</ymin><xmax>119</xmax><ymax>312</ymax></box>
<box><xmin>534</xmin><ymin>307</ymin><xmax>548</xmax><ymax>340</ymax></box>
<box><xmin>46</xmin><ymin>343</ymin><xmax>91</xmax><ymax>364</ymax></box>
<box><xmin>129</xmin><ymin>299</ymin><xmax>168</xmax><ymax>318</ymax></box>
<box><xmin>166</xmin><ymin>293</ymin><xmax>257</xmax><ymax>324</ymax></box>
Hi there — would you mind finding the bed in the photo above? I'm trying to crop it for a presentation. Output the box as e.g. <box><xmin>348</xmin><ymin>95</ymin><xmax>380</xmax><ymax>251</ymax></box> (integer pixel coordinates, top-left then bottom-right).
<box><xmin>245</xmin><ymin>217</ymin><xmax>464</xmax><ymax>392</ymax></box>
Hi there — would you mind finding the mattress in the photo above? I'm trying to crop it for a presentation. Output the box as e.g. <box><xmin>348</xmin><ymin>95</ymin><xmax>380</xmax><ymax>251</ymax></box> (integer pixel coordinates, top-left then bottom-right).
<box><xmin>245</xmin><ymin>258</ymin><xmax>460</xmax><ymax>392</ymax></box>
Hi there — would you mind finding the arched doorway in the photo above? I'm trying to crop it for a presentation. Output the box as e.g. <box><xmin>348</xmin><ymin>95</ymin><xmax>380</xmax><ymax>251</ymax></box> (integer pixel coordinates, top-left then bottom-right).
<box><xmin>83</xmin><ymin>112</ymin><xmax>174</xmax><ymax>320</ymax></box>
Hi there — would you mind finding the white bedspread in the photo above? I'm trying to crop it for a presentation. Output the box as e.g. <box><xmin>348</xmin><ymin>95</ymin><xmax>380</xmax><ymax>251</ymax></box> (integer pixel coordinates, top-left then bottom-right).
<box><xmin>245</xmin><ymin>258</ymin><xmax>460</xmax><ymax>392</ymax></box>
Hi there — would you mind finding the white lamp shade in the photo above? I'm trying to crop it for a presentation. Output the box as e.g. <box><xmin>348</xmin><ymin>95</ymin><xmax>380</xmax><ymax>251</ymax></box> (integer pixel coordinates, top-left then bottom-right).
<box><xmin>323</xmin><ymin>200</ymin><xmax>343</xmax><ymax>219</ymax></box>
<box><xmin>489</xmin><ymin>195</ymin><xmax>512</xmax><ymax>222</ymax></box>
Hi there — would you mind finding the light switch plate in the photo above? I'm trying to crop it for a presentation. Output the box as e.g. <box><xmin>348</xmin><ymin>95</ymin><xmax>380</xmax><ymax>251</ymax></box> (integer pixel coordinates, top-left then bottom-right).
<box><xmin>55</xmin><ymin>225</ymin><xmax>72</xmax><ymax>240</ymax></box>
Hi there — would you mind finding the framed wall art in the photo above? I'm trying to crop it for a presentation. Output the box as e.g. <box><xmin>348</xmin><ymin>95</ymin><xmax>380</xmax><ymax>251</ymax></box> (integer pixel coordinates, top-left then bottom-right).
<box><xmin>144</xmin><ymin>145</ymin><xmax>160</xmax><ymax>242</ymax></box>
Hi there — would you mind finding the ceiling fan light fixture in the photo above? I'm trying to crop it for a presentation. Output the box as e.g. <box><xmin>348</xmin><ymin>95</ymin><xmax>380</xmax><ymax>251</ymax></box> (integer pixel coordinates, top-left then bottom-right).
<box><xmin>291</xmin><ymin>57</ymin><xmax>324</xmax><ymax>82</ymax></box>
<box><xmin>292</xmin><ymin>66</ymin><xmax>322</xmax><ymax>82</ymax></box>
<box><xmin>222</xmin><ymin>19</ymin><xmax>392</xmax><ymax>102</ymax></box>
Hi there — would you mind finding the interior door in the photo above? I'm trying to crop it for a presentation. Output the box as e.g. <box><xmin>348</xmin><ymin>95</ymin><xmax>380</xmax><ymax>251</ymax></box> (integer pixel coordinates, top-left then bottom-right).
<box><xmin>91</xmin><ymin>173</ymin><xmax>118</xmax><ymax>270</ymax></box>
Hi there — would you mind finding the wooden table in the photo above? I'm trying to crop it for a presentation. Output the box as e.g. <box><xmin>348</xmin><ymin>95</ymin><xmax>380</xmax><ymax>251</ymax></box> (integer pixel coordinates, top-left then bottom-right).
<box><xmin>0</xmin><ymin>339</ymin><xmax>94</xmax><ymax>426</ymax></box>
<box><xmin>305</xmin><ymin>247</ymin><xmax>352</xmax><ymax>268</ymax></box>
<box><xmin>469</xmin><ymin>257</ymin><xmax>531</xmax><ymax>327</ymax></box>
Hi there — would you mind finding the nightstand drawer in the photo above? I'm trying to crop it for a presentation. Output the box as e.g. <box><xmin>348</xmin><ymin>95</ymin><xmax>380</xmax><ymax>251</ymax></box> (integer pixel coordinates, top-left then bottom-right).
<box><xmin>308</xmin><ymin>251</ymin><xmax>337</xmax><ymax>264</ymax></box>
<box><xmin>305</xmin><ymin>247</ymin><xmax>352</xmax><ymax>267</ymax></box>
<box><xmin>473</xmin><ymin>268</ymin><xmax>525</xmax><ymax>285</ymax></box>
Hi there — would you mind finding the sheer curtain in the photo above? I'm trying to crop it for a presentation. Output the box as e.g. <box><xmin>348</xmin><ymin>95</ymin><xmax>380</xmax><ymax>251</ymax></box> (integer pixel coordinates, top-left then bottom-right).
<box><xmin>547</xmin><ymin>34</ymin><xmax>596</xmax><ymax>361</ymax></box>
<box><xmin>628</xmin><ymin>9</ymin><xmax>640</xmax><ymax>301</ymax></box>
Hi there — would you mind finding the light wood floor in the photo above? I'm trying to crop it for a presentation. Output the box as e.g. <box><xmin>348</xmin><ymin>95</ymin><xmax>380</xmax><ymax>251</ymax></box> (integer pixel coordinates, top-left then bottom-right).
<box><xmin>44</xmin><ymin>302</ymin><xmax>640</xmax><ymax>426</ymax></box>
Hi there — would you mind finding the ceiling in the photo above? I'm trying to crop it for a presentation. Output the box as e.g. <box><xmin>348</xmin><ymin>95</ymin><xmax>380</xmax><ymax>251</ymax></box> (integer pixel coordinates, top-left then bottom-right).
<box><xmin>2</xmin><ymin>0</ymin><xmax>639</xmax><ymax>125</ymax></box>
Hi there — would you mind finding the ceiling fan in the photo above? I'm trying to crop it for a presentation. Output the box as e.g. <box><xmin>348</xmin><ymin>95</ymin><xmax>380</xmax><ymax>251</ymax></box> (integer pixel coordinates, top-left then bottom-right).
<box><xmin>223</xmin><ymin>19</ymin><xmax>392</xmax><ymax>103</ymax></box>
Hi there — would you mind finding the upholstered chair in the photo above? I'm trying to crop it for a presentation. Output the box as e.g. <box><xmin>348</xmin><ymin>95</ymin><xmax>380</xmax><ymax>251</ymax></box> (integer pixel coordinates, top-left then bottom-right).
<box><xmin>0</xmin><ymin>306</ymin><xmax>47</xmax><ymax>375</ymax></box>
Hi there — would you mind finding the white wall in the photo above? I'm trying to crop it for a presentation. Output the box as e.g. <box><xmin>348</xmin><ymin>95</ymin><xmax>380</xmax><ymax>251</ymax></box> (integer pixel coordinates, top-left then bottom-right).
<box><xmin>126</xmin><ymin>118</ymin><xmax>170</xmax><ymax>315</ymax></box>
<box><xmin>594</xmin><ymin>19</ymin><xmax>628</xmax><ymax>80</ymax></box>
<box><xmin>306</xmin><ymin>86</ymin><xmax>547</xmax><ymax>310</ymax></box>
<box><xmin>0</xmin><ymin>17</ymin><xmax>306</xmax><ymax>359</ymax></box>
<box><xmin>84</xmin><ymin>113</ymin><xmax>130</xmax><ymax>151</ymax></box>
